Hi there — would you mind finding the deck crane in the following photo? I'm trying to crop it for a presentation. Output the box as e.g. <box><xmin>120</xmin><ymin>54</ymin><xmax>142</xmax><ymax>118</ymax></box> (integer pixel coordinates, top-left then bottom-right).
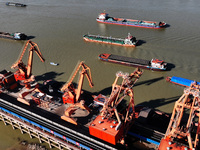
<box><xmin>89</xmin><ymin>68</ymin><xmax>143</xmax><ymax>145</ymax></box>
<box><xmin>60</xmin><ymin>61</ymin><xmax>94</xmax><ymax>125</ymax></box>
<box><xmin>158</xmin><ymin>82</ymin><xmax>200</xmax><ymax>150</ymax></box>
<box><xmin>11</xmin><ymin>40</ymin><xmax>45</xmax><ymax>85</ymax></box>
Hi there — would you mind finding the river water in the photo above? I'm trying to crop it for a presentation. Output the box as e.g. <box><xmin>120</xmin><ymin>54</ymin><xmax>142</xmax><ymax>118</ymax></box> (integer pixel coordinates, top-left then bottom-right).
<box><xmin>0</xmin><ymin>0</ymin><xmax>200</xmax><ymax>149</ymax></box>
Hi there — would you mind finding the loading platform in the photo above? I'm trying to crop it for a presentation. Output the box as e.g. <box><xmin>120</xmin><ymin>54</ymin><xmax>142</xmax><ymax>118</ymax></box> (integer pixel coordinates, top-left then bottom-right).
<box><xmin>0</xmin><ymin>95</ymin><xmax>117</xmax><ymax>150</ymax></box>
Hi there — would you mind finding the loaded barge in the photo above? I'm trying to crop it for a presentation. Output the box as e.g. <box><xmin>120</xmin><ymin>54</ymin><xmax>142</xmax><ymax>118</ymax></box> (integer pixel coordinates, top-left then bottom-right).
<box><xmin>0</xmin><ymin>32</ymin><xmax>27</xmax><ymax>40</ymax></box>
<box><xmin>6</xmin><ymin>2</ymin><xmax>27</xmax><ymax>7</ymax></box>
<box><xmin>83</xmin><ymin>33</ymin><xmax>137</xmax><ymax>47</ymax></box>
<box><xmin>99</xmin><ymin>53</ymin><xmax>167</xmax><ymax>71</ymax></box>
<box><xmin>96</xmin><ymin>12</ymin><xmax>166</xmax><ymax>29</ymax></box>
<box><xmin>166</xmin><ymin>76</ymin><xmax>200</xmax><ymax>87</ymax></box>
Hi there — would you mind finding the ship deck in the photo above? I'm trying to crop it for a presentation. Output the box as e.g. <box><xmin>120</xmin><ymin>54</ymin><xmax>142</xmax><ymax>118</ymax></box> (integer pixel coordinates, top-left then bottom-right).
<box><xmin>84</xmin><ymin>34</ymin><xmax>125</xmax><ymax>45</ymax></box>
<box><xmin>108</xmin><ymin>54</ymin><xmax>150</xmax><ymax>66</ymax></box>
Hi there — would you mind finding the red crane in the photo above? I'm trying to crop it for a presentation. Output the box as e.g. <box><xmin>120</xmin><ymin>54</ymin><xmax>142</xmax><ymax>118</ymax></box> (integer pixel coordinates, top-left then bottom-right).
<box><xmin>11</xmin><ymin>40</ymin><xmax>45</xmax><ymax>84</ymax></box>
<box><xmin>158</xmin><ymin>82</ymin><xmax>200</xmax><ymax>150</ymax></box>
<box><xmin>60</xmin><ymin>61</ymin><xmax>94</xmax><ymax>125</ymax></box>
<box><xmin>60</xmin><ymin>61</ymin><xmax>94</xmax><ymax>104</ymax></box>
<box><xmin>89</xmin><ymin>68</ymin><xmax>143</xmax><ymax>145</ymax></box>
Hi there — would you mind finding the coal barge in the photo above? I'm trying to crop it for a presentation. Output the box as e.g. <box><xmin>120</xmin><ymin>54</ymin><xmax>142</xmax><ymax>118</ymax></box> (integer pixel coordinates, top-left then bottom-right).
<box><xmin>0</xmin><ymin>32</ymin><xmax>27</xmax><ymax>40</ymax></box>
<box><xmin>6</xmin><ymin>2</ymin><xmax>27</xmax><ymax>7</ymax></box>
<box><xmin>96</xmin><ymin>12</ymin><xmax>167</xmax><ymax>29</ymax></box>
<box><xmin>99</xmin><ymin>53</ymin><xmax>167</xmax><ymax>71</ymax></box>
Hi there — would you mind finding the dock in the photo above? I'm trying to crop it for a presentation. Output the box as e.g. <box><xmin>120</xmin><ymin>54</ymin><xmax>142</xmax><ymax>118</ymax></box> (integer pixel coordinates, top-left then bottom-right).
<box><xmin>0</xmin><ymin>94</ymin><xmax>117</xmax><ymax>150</ymax></box>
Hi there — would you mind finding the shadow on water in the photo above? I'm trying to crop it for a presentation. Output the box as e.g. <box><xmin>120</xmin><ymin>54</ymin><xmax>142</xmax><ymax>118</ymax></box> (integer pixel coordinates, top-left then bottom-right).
<box><xmin>137</xmin><ymin>95</ymin><xmax>180</xmax><ymax>109</ymax></box>
<box><xmin>92</xmin><ymin>77</ymin><xmax>164</xmax><ymax>96</ymax></box>
<box><xmin>35</xmin><ymin>71</ymin><xmax>64</xmax><ymax>82</ymax></box>
<box><xmin>165</xmin><ymin>24</ymin><xmax>171</xmax><ymax>28</ymax></box>
<box><xmin>93</xmin><ymin>86</ymin><xmax>112</xmax><ymax>96</ymax></box>
<box><xmin>26</xmin><ymin>36</ymin><xmax>35</xmax><ymax>40</ymax></box>
<box><xmin>166</xmin><ymin>63</ymin><xmax>175</xmax><ymax>71</ymax></box>
<box><xmin>136</xmin><ymin>40</ymin><xmax>146</xmax><ymax>46</ymax></box>
<box><xmin>135</xmin><ymin>76</ymin><xmax>164</xmax><ymax>86</ymax></box>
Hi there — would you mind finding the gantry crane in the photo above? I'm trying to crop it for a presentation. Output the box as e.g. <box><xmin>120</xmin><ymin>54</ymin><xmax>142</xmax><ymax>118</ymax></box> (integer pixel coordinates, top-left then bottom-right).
<box><xmin>89</xmin><ymin>68</ymin><xmax>143</xmax><ymax>145</ymax></box>
<box><xmin>11</xmin><ymin>40</ymin><xmax>45</xmax><ymax>84</ymax></box>
<box><xmin>60</xmin><ymin>61</ymin><xmax>94</xmax><ymax>125</ymax></box>
<box><xmin>158</xmin><ymin>82</ymin><xmax>200</xmax><ymax>150</ymax></box>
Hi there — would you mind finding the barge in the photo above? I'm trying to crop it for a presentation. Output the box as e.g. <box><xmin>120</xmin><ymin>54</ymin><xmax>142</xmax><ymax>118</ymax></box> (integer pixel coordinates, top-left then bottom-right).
<box><xmin>6</xmin><ymin>2</ymin><xmax>27</xmax><ymax>7</ymax></box>
<box><xmin>96</xmin><ymin>12</ymin><xmax>167</xmax><ymax>29</ymax></box>
<box><xmin>166</xmin><ymin>76</ymin><xmax>200</xmax><ymax>87</ymax></box>
<box><xmin>99</xmin><ymin>53</ymin><xmax>167</xmax><ymax>71</ymax></box>
<box><xmin>83</xmin><ymin>33</ymin><xmax>137</xmax><ymax>47</ymax></box>
<box><xmin>0</xmin><ymin>32</ymin><xmax>27</xmax><ymax>40</ymax></box>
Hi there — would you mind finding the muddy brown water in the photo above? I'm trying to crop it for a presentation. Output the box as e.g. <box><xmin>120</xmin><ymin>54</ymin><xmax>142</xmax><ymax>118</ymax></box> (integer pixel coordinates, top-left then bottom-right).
<box><xmin>0</xmin><ymin>0</ymin><xmax>200</xmax><ymax>149</ymax></box>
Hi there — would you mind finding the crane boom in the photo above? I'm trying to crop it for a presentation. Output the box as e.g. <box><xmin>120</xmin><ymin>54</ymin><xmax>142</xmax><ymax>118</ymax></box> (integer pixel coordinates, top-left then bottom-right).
<box><xmin>61</xmin><ymin>61</ymin><xmax>94</xmax><ymax>104</ymax></box>
<box><xmin>11</xmin><ymin>40</ymin><xmax>45</xmax><ymax>81</ymax></box>
<box><xmin>61</xmin><ymin>61</ymin><xmax>93</xmax><ymax>92</ymax></box>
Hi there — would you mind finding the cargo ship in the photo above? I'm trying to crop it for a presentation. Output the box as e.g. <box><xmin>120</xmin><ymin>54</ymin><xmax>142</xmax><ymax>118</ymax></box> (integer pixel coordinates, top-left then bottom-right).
<box><xmin>166</xmin><ymin>76</ymin><xmax>200</xmax><ymax>87</ymax></box>
<box><xmin>83</xmin><ymin>33</ymin><xmax>137</xmax><ymax>47</ymax></box>
<box><xmin>96</xmin><ymin>12</ymin><xmax>167</xmax><ymax>29</ymax></box>
<box><xmin>0</xmin><ymin>32</ymin><xmax>27</xmax><ymax>40</ymax></box>
<box><xmin>99</xmin><ymin>53</ymin><xmax>167</xmax><ymax>71</ymax></box>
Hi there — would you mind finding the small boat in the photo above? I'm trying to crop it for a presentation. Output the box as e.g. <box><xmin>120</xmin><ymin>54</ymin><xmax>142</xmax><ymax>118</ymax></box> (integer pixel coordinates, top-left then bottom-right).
<box><xmin>50</xmin><ymin>62</ymin><xmax>59</xmax><ymax>66</ymax></box>
<box><xmin>6</xmin><ymin>2</ymin><xmax>27</xmax><ymax>7</ymax></box>
<box><xmin>0</xmin><ymin>32</ymin><xmax>27</xmax><ymax>40</ymax></box>
<box><xmin>96</xmin><ymin>12</ymin><xmax>166</xmax><ymax>29</ymax></box>
<box><xmin>83</xmin><ymin>33</ymin><xmax>137</xmax><ymax>47</ymax></box>
<box><xmin>166</xmin><ymin>76</ymin><xmax>200</xmax><ymax>87</ymax></box>
<box><xmin>98</xmin><ymin>53</ymin><xmax>167</xmax><ymax>71</ymax></box>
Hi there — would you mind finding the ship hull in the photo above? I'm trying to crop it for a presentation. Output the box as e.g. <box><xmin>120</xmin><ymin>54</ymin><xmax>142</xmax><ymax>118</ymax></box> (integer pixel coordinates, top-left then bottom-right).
<box><xmin>0</xmin><ymin>32</ymin><xmax>27</xmax><ymax>40</ymax></box>
<box><xmin>96</xmin><ymin>19</ymin><xmax>166</xmax><ymax>29</ymax></box>
<box><xmin>83</xmin><ymin>35</ymin><xmax>137</xmax><ymax>47</ymax></box>
<box><xmin>99</xmin><ymin>53</ymin><xmax>166</xmax><ymax>71</ymax></box>
<box><xmin>166</xmin><ymin>76</ymin><xmax>200</xmax><ymax>87</ymax></box>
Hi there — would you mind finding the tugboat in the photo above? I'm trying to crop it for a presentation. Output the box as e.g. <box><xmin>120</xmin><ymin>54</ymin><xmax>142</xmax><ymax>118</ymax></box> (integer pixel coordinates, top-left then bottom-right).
<box><xmin>50</xmin><ymin>62</ymin><xmax>59</xmax><ymax>66</ymax></box>
<box><xmin>99</xmin><ymin>53</ymin><xmax>167</xmax><ymax>71</ymax></box>
<box><xmin>96</xmin><ymin>12</ymin><xmax>166</xmax><ymax>29</ymax></box>
<box><xmin>83</xmin><ymin>33</ymin><xmax>137</xmax><ymax>47</ymax></box>
<box><xmin>0</xmin><ymin>32</ymin><xmax>27</xmax><ymax>40</ymax></box>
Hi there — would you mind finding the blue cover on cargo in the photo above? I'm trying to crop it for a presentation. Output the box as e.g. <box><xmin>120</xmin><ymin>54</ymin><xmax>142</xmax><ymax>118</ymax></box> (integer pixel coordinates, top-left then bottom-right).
<box><xmin>171</xmin><ymin>76</ymin><xmax>200</xmax><ymax>87</ymax></box>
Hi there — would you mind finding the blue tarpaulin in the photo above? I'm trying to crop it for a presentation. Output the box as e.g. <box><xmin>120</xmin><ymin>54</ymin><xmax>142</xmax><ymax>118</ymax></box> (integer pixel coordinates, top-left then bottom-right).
<box><xmin>170</xmin><ymin>76</ymin><xmax>200</xmax><ymax>87</ymax></box>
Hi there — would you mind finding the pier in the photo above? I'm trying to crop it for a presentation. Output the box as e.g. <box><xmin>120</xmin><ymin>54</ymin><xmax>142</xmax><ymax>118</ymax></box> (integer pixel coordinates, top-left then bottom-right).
<box><xmin>0</xmin><ymin>108</ymin><xmax>78</xmax><ymax>150</ymax></box>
